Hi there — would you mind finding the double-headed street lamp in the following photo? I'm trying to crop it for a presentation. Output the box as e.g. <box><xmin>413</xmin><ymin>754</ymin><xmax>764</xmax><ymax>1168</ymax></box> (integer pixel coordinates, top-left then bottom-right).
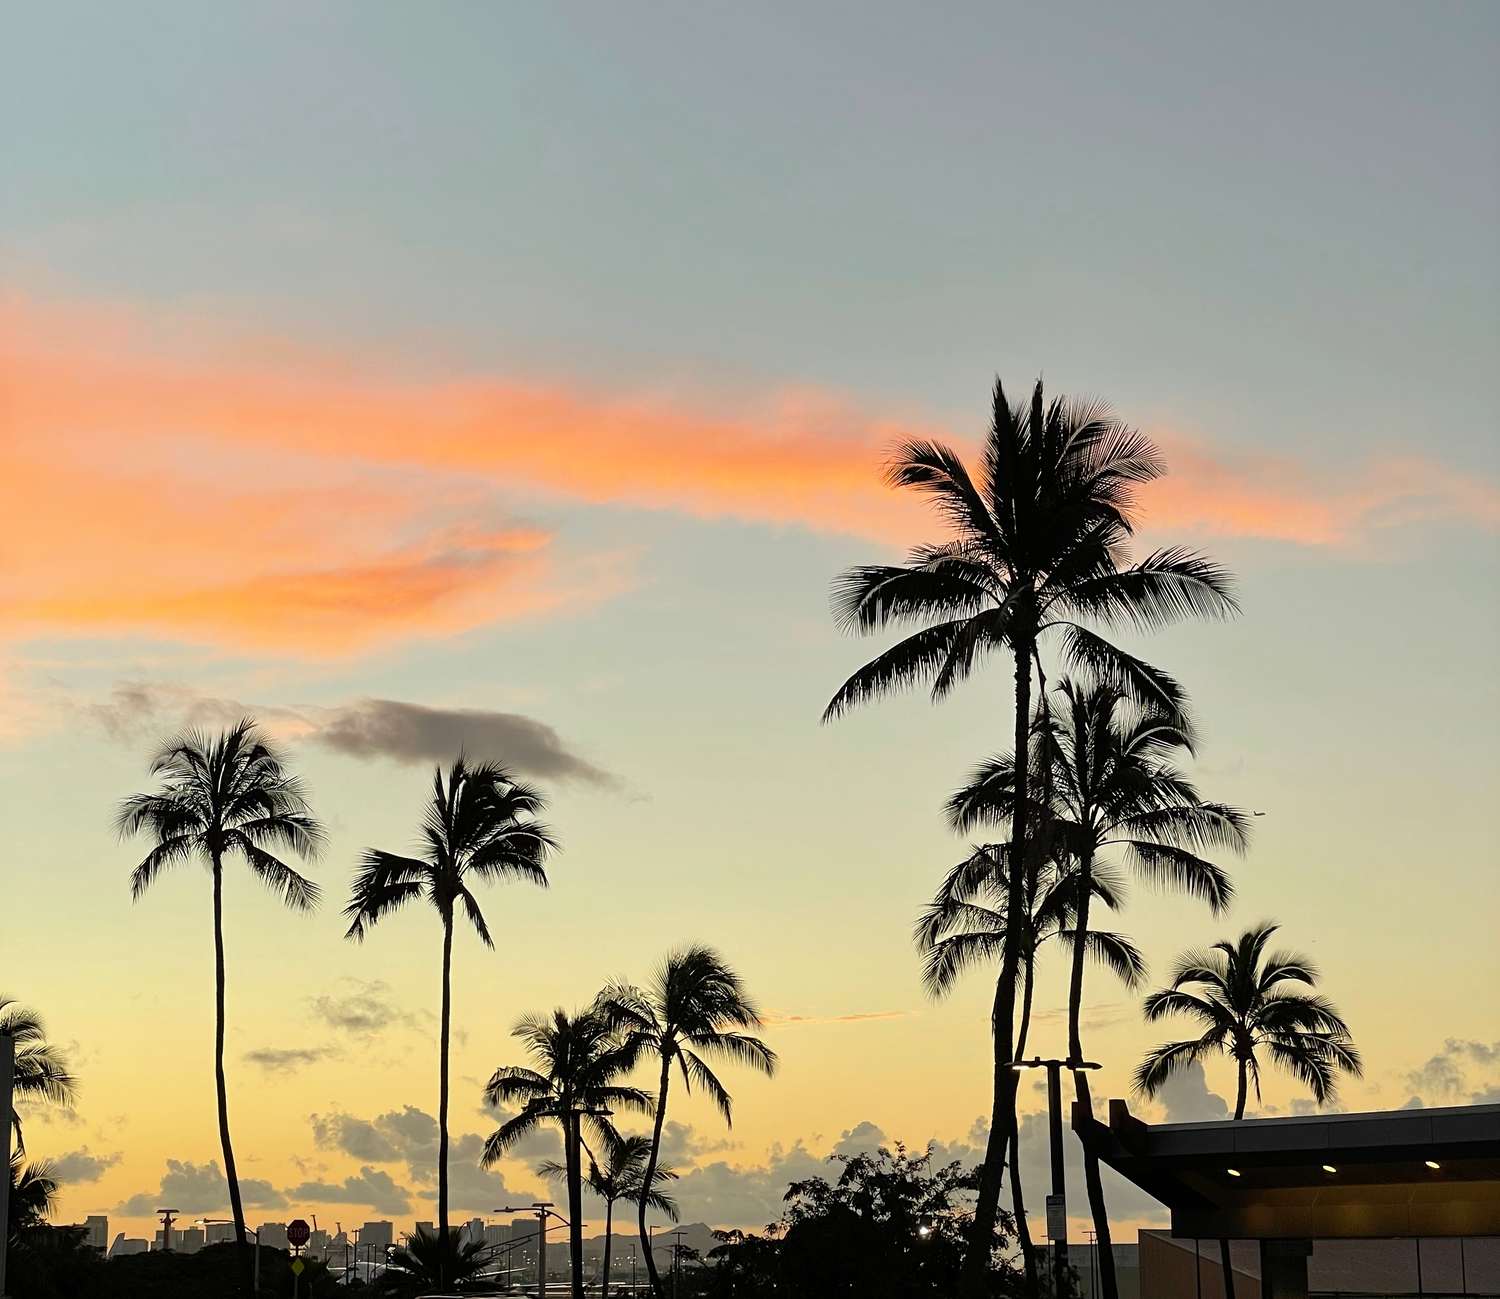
<box><xmin>1011</xmin><ymin>1056</ymin><xmax>1101</xmax><ymax>1297</ymax></box>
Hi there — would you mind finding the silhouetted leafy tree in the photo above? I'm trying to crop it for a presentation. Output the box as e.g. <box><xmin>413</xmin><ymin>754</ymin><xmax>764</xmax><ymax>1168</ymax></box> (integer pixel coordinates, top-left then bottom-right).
<box><xmin>379</xmin><ymin>1225</ymin><xmax>492</xmax><ymax>1295</ymax></box>
<box><xmin>703</xmin><ymin>1145</ymin><xmax>1024</xmax><ymax>1298</ymax></box>
<box><xmin>118</xmin><ymin>720</ymin><xmax>323</xmax><ymax>1292</ymax></box>
<box><xmin>600</xmin><ymin>947</ymin><xmax>777</xmax><ymax>1299</ymax></box>
<box><xmin>1135</xmin><ymin>922</ymin><xmax>1361</xmax><ymax>1299</ymax></box>
<box><xmin>482</xmin><ymin>1006</ymin><xmax>652</xmax><ymax>1299</ymax></box>
<box><xmin>345</xmin><ymin>757</ymin><xmax>555</xmax><ymax>1279</ymax></box>
<box><xmin>824</xmin><ymin>379</ymin><xmax>1236</xmax><ymax>1290</ymax></box>
<box><xmin>950</xmin><ymin>679</ymin><xmax>1247</xmax><ymax>1296</ymax></box>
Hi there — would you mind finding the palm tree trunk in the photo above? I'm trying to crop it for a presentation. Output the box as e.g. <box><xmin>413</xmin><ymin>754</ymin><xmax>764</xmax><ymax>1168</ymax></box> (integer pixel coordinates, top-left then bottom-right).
<box><xmin>211</xmin><ymin>856</ymin><xmax>253</xmax><ymax>1296</ymax></box>
<box><xmin>1219</xmin><ymin>1059</ymin><xmax>1249</xmax><ymax>1299</ymax></box>
<box><xmin>1009</xmin><ymin>1119</ymin><xmax>1039</xmax><ymax>1299</ymax></box>
<box><xmin>602</xmin><ymin>1198</ymin><xmax>614</xmax><ymax>1299</ymax></box>
<box><xmin>963</xmin><ymin>631</ymin><xmax>1033</xmax><ymax>1298</ymax></box>
<box><xmin>438</xmin><ymin>911</ymin><xmax>454</xmax><ymax>1286</ymax></box>
<box><xmin>567</xmin><ymin>1118</ymin><xmax>585</xmax><ymax>1299</ymax></box>
<box><xmin>1066</xmin><ymin>845</ymin><xmax>1118</xmax><ymax>1299</ymax></box>
<box><xmin>639</xmin><ymin>1053</ymin><xmax>672</xmax><ymax>1299</ymax></box>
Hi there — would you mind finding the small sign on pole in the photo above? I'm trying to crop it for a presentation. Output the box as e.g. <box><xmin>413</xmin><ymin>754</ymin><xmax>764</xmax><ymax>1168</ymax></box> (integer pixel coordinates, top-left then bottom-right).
<box><xmin>1045</xmin><ymin>1194</ymin><xmax>1067</xmax><ymax>1242</ymax></box>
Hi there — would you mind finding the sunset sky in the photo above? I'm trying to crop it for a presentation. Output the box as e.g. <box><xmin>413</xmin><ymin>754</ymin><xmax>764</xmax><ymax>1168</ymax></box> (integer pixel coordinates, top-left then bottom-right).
<box><xmin>2</xmin><ymin>3</ymin><xmax>1497</xmax><ymax>1243</ymax></box>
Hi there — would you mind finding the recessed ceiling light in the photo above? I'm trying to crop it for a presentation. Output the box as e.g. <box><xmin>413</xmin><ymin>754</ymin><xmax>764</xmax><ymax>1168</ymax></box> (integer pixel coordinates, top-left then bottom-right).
<box><xmin>1227</xmin><ymin>1168</ymin><xmax>1240</xmax><ymax>1177</ymax></box>
<box><xmin>1426</xmin><ymin>1160</ymin><xmax>1440</xmax><ymax>1170</ymax></box>
<box><xmin>1323</xmin><ymin>1165</ymin><xmax>1337</xmax><ymax>1173</ymax></box>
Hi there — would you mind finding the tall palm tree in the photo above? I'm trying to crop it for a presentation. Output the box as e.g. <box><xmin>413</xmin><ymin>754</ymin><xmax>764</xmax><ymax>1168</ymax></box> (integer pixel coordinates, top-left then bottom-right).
<box><xmin>541</xmin><ymin>1134</ymin><xmax>679</xmax><ymax>1299</ymax></box>
<box><xmin>917</xmin><ymin>841</ymin><xmax>1144</xmax><ymax>1298</ymax></box>
<box><xmin>344</xmin><ymin>757</ymin><xmax>555</xmax><ymax>1278</ymax></box>
<box><xmin>823</xmin><ymin>377</ymin><xmax>1237</xmax><ymax>1286</ymax></box>
<box><xmin>1135</xmin><ymin>922</ymin><xmax>1362</xmax><ymax>1299</ymax></box>
<box><xmin>0</xmin><ymin>999</ymin><xmax>78</xmax><ymax>1148</ymax></box>
<box><xmin>118</xmin><ymin>720</ymin><xmax>323</xmax><ymax>1293</ymax></box>
<box><xmin>481</xmin><ymin>1006</ymin><xmax>653</xmax><ymax>1299</ymax></box>
<box><xmin>949</xmin><ymin>680</ymin><xmax>1248</xmax><ymax>1299</ymax></box>
<box><xmin>600</xmin><ymin>947</ymin><xmax>777</xmax><ymax>1299</ymax></box>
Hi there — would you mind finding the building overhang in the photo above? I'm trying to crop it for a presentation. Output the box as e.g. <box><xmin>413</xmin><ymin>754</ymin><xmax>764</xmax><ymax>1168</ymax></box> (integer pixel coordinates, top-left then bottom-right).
<box><xmin>1073</xmin><ymin>1099</ymin><xmax>1500</xmax><ymax>1238</ymax></box>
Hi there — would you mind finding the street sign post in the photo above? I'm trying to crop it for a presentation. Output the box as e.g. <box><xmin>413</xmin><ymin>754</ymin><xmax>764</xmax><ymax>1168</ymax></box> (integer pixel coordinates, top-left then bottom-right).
<box><xmin>1045</xmin><ymin>1195</ymin><xmax>1067</xmax><ymax>1243</ymax></box>
<box><xmin>287</xmin><ymin>1219</ymin><xmax>310</xmax><ymax>1249</ymax></box>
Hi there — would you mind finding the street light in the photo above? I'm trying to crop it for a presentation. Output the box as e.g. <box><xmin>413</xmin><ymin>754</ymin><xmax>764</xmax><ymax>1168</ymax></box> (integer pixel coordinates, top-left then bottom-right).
<box><xmin>1010</xmin><ymin>1056</ymin><xmax>1102</xmax><ymax>1297</ymax></box>
<box><xmin>196</xmin><ymin>1219</ymin><xmax>262</xmax><ymax>1292</ymax></box>
<box><xmin>500</xmin><ymin>1202</ymin><xmax>566</xmax><ymax>1299</ymax></box>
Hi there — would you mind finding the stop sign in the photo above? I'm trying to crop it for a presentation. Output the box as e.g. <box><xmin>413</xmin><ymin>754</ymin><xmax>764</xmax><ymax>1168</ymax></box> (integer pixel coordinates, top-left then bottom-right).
<box><xmin>287</xmin><ymin>1219</ymin><xmax>310</xmax><ymax>1249</ymax></box>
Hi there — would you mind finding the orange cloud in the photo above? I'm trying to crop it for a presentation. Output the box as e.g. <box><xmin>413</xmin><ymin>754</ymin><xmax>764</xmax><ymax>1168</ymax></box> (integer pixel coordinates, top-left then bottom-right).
<box><xmin>2</xmin><ymin>294</ymin><xmax>1494</xmax><ymax>655</ymax></box>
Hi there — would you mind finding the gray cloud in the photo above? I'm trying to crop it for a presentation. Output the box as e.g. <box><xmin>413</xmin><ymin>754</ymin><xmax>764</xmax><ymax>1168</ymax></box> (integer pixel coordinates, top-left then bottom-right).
<box><xmin>1156</xmin><ymin>1061</ymin><xmax>1230</xmax><ymax>1123</ymax></box>
<box><xmin>308</xmin><ymin>980</ymin><xmax>431</xmax><ymax>1039</ymax></box>
<box><xmin>1405</xmin><ymin>1039</ymin><xmax>1500</xmax><ymax>1106</ymax></box>
<box><xmin>653</xmin><ymin>1121</ymin><xmax>735</xmax><ymax>1168</ymax></box>
<box><xmin>51</xmin><ymin>1146</ymin><xmax>123</xmax><ymax>1185</ymax></box>
<box><xmin>831</xmin><ymin>1121</ymin><xmax>887</xmax><ymax>1158</ymax></box>
<box><xmin>286</xmin><ymin>1167</ymin><xmax>413</xmax><ymax>1216</ymax></box>
<box><xmin>116</xmin><ymin>1160</ymin><xmax>286</xmax><ymax>1217</ymax></box>
<box><xmin>418</xmin><ymin>1133</ymin><xmax>540</xmax><ymax>1212</ymax></box>
<box><xmin>244</xmin><ymin>1046</ymin><xmax>340</xmax><ymax>1074</ymax></box>
<box><xmin>89</xmin><ymin>683</ymin><xmax>620</xmax><ymax>789</ymax></box>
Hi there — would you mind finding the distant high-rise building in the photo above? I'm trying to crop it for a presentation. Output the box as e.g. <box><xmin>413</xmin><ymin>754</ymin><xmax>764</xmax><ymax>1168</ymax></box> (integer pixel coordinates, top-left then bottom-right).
<box><xmin>359</xmin><ymin>1221</ymin><xmax>393</xmax><ymax>1251</ymax></box>
<box><xmin>205</xmin><ymin>1222</ymin><xmax>236</xmax><ymax>1245</ymax></box>
<box><xmin>72</xmin><ymin>1216</ymin><xmax>108</xmax><ymax>1251</ymax></box>
<box><xmin>462</xmin><ymin>1216</ymin><xmax>485</xmax><ymax>1244</ymax></box>
<box><xmin>258</xmin><ymin>1222</ymin><xmax>289</xmax><ymax>1251</ymax></box>
<box><xmin>483</xmin><ymin>1221</ymin><xmax>512</xmax><ymax>1244</ymax></box>
<box><xmin>109</xmin><ymin>1233</ymin><xmax>149</xmax><ymax>1258</ymax></box>
<box><xmin>413</xmin><ymin>1220</ymin><xmax>434</xmax><ymax>1240</ymax></box>
<box><xmin>177</xmin><ymin>1227</ymin><xmax>204</xmax><ymax>1255</ymax></box>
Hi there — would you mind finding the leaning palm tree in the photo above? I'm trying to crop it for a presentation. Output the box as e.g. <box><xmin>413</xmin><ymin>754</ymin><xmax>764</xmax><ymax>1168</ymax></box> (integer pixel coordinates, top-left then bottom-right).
<box><xmin>949</xmin><ymin>679</ymin><xmax>1248</xmax><ymax>1298</ymax></box>
<box><xmin>541</xmin><ymin>1134</ymin><xmax>679</xmax><ymax>1299</ymax></box>
<box><xmin>823</xmin><ymin>378</ymin><xmax>1237</xmax><ymax>1286</ymax></box>
<box><xmin>1135</xmin><ymin>922</ymin><xmax>1362</xmax><ymax>1299</ymax></box>
<box><xmin>600</xmin><ymin>948</ymin><xmax>777</xmax><ymax>1299</ymax></box>
<box><xmin>118</xmin><ymin>720</ymin><xmax>323</xmax><ymax>1293</ymax></box>
<box><xmin>345</xmin><ymin>757</ymin><xmax>555</xmax><ymax>1282</ymax></box>
<box><xmin>917</xmin><ymin>841</ymin><xmax>1144</xmax><ymax>1298</ymax></box>
<box><xmin>0</xmin><ymin>999</ymin><xmax>78</xmax><ymax>1148</ymax></box>
<box><xmin>482</xmin><ymin>1006</ymin><xmax>653</xmax><ymax>1299</ymax></box>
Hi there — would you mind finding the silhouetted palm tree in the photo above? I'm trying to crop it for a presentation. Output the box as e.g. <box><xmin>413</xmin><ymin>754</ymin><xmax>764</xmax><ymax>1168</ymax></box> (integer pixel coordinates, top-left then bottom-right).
<box><xmin>118</xmin><ymin>720</ymin><xmax>323</xmax><ymax>1291</ymax></box>
<box><xmin>823</xmin><ymin>378</ymin><xmax>1237</xmax><ymax>1285</ymax></box>
<box><xmin>1135</xmin><ymin>922</ymin><xmax>1361</xmax><ymax>1299</ymax></box>
<box><xmin>917</xmin><ymin>841</ymin><xmax>1143</xmax><ymax>1297</ymax></box>
<box><xmin>0</xmin><ymin>999</ymin><xmax>77</xmax><ymax>1148</ymax></box>
<box><xmin>345</xmin><ymin>757</ymin><xmax>555</xmax><ymax>1276</ymax></box>
<box><xmin>600</xmin><ymin>947</ymin><xmax>777</xmax><ymax>1299</ymax></box>
<box><xmin>482</xmin><ymin>1006</ymin><xmax>652</xmax><ymax>1299</ymax></box>
<box><xmin>383</xmin><ymin>1224</ymin><xmax>492</xmax><ymax>1295</ymax></box>
<box><xmin>949</xmin><ymin>679</ymin><xmax>1248</xmax><ymax>1298</ymax></box>
<box><xmin>541</xmin><ymin>1134</ymin><xmax>679</xmax><ymax>1299</ymax></box>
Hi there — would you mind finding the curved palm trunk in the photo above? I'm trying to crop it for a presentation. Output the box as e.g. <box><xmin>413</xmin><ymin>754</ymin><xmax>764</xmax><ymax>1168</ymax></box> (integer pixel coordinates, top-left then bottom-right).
<box><xmin>639</xmin><ymin>1053</ymin><xmax>672</xmax><ymax>1298</ymax></box>
<box><xmin>567</xmin><ymin>1118</ymin><xmax>585</xmax><ymax>1299</ymax></box>
<box><xmin>1013</xmin><ymin>953</ymin><xmax>1039</xmax><ymax>1299</ymax></box>
<box><xmin>1066</xmin><ymin>844</ymin><xmax>1118</xmax><ymax>1299</ymax></box>
<box><xmin>963</xmin><ymin>632</ymin><xmax>1033</xmax><ymax>1297</ymax></box>
<box><xmin>211</xmin><ymin>856</ymin><xmax>253</xmax><ymax>1295</ymax></box>
<box><xmin>601</xmin><ymin>1197</ymin><xmax>614</xmax><ymax>1299</ymax></box>
<box><xmin>438</xmin><ymin>913</ymin><xmax>454</xmax><ymax>1288</ymax></box>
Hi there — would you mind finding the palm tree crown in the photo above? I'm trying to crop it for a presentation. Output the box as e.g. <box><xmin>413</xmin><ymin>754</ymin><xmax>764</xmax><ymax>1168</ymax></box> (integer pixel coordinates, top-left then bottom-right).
<box><xmin>1135</xmin><ymin>921</ymin><xmax>1363</xmax><ymax>1120</ymax></box>
<box><xmin>0</xmin><ymin>999</ymin><xmax>78</xmax><ymax>1148</ymax></box>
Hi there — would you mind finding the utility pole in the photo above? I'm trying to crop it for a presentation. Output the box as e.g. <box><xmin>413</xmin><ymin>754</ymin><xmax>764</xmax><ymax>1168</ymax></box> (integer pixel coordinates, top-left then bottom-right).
<box><xmin>156</xmin><ymin>1208</ymin><xmax>180</xmax><ymax>1254</ymax></box>
<box><xmin>1</xmin><ymin>1033</ymin><xmax>14</xmax><ymax>1299</ymax></box>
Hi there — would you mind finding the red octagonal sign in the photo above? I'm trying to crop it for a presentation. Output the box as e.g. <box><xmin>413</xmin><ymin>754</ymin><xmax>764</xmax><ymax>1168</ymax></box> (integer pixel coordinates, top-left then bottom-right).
<box><xmin>287</xmin><ymin>1219</ymin><xmax>310</xmax><ymax>1249</ymax></box>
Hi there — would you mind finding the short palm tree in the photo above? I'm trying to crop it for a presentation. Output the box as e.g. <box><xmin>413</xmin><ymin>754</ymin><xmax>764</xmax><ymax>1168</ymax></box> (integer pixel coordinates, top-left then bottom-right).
<box><xmin>1135</xmin><ymin>922</ymin><xmax>1361</xmax><ymax>1299</ymax></box>
<box><xmin>345</xmin><ymin>757</ymin><xmax>555</xmax><ymax>1275</ymax></box>
<box><xmin>917</xmin><ymin>840</ymin><xmax>1143</xmax><ymax>1298</ymax></box>
<box><xmin>823</xmin><ymin>378</ymin><xmax>1237</xmax><ymax>1285</ymax></box>
<box><xmin>541</xmin><ymin>1134</ymin><xmax>678</xmax><ymax>1299</ymax></box>
<box><xmin>118</xmin><ymin>720</ymin><xmax>323</xmax><ymax>1291</ymax></box>
<box><xmin>949</xmin><ymin>679</ymin><xmax>1248</xmax><ymax>1298</ymax></box>
<box><xmin>482</xmin><ymin>1006</ymin><xmax>653</xmax><ymax>1299</ymax></box>
<box><xmin>0</xmin><ymin>998</ymin><xmax>78</xmax><ymax>1148</ymax></box>
<box><xmin>600</xmin><ymin>947</ymin><xmax>777</xmax><ymax>1299</ymax></box>
<box><xmin>383</xmin><ymin>1224</ymin><xmax>493</xmax><ymax>1295</ymax></box>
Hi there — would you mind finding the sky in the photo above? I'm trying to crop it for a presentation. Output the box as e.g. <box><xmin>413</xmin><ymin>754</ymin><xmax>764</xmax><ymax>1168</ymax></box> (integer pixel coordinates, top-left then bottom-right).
<box><xmin>2</xmin><ymin>1</ymin><xmax>1497</xmax><ymax>1245</ymax></box>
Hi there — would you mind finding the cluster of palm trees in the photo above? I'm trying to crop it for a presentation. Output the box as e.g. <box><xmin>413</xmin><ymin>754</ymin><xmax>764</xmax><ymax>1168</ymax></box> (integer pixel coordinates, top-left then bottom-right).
<box><xmin>824</xmin><ymin>378</ymin><xmax>1360</xmax><ymax>1298</ymax></box>
<box><xmin>116</xmin><ymin>732</ymin><xmax>774</xmax><ymax>1298</ymax></box>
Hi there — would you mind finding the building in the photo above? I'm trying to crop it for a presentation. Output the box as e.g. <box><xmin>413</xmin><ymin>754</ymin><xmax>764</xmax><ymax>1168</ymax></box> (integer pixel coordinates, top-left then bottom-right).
<box><xmin>67</xmin><ymin>1216</ymin><xmax>108</xmax><ymax>1252</ymax></box>
<box><xmin>413</xmin><ymin>1220</ymin><xmax>434</xmax><ymax>1239</ymax></box>
<box><xmin>205</xmin><ymin>1222</ymin><xmax>236</xmax><ymax>1245</ymax></box>
<box><xmin>176</xmin><ymin>1226</ymin><xmax>204</xmax><ymax>1254</ymax></box>
<box><xmin>257</xmin><ymin>1222</ymin><xmax>289</xmax><ymax>1250</ymax></box>
<box><xmin>108</xmin><ymin>1234</ymin><xmax>149</xmax><ymax>1258</ymax></box>
<box><xmin>359</xmin><ymin>1221</ymin><xmax>394</xmax><ymax>1251</ymax></box>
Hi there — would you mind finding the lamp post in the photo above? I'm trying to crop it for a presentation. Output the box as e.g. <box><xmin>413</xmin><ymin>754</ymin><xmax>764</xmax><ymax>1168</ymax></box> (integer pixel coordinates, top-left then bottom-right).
<box><xmin>1012</xmin><ymin>1057</ymin><xmax>1101</xmax><ymax>1298</ymax></box>
<box><xmin>501</xmin><ymin>1202</ymin><xmax>564</xmax><ymax>1299</ymax></box>
<box><xmin>197</xmin><ymin>1219</ymin><xmax>261</xmax><ymax>1292</ymax></box>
